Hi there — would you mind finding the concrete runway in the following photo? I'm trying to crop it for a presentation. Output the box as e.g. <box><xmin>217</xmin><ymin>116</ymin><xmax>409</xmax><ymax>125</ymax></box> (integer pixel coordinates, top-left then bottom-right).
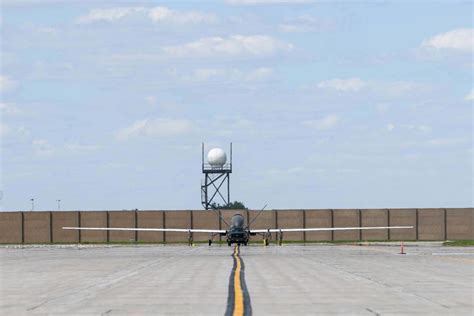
<box><xmin>0</xmin><ymin>244</ymin><xmax>473</xmax><ymax>315</ymax></box>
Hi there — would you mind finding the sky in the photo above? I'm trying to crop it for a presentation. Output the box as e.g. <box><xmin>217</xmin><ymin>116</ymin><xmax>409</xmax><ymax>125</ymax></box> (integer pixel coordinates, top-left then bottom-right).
<box><xmin>0</xmin><ymin>0</ymin><xmax>472</xmax><ymax>211</ymax></box>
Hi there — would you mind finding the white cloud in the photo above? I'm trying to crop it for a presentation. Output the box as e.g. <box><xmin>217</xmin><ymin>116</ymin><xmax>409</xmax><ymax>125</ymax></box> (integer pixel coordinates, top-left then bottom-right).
<box><xmin>426</xmin><ymin>137</ymin><xmax>468</xmax><ymax>147</ymax></box>
<box><xmin>386</xmin><ymin>124</ymin><xmax>431</xmax><ymax>133</ymax></box>
<box><xmin>17</xmin><ymin>126</ymin><xmax>30</xmax><ymax>136</ymax></box>
<box><xmin>162</xmin><ymin>35</ymin><xmax>293</xmax><ymax>58</ymax></box>
<box><xmin>227</xmin><ymin>0</ymin><xmax>314</xmax><ymax>4</ymax></box>
<box><xmin>316</xmin><ymin>77</ymin><xmax>421</xmax><ymax>96</ymax></box>
<box><xmin>0</xmin><ymin>124</ymin><xmax>10</xmax><ymax>138</ymax></box>
<box><xmin>317</xmin><ymin>78</ymin><xmax>367</xmax><ymax>92</ymax></box>
<box><xmin>145</xmin><ymin>95</ymin><xmax>157</xmax><ymax>105</ymax></box>
<box><xmin>382</xmin><ymin>81</ymin><xmax>420</xmax><ymax>96</ymax></box>
<box><xmin>267</xmin><ymin>167</ymin><xmax>325</xmax><ymax>177</ymax></box>
<box><xmin>77</xmin><ymin>6</ymin><xmax>216</xmax><ymax>25</ymax></box>
<box><xmin>211</xmin><ymin>115</ymin><xmax>255</xmax><ymax>136</ymax></box>
<box><xmin>64</xmin><ymin>143</ymin><xmax>100</xmax><ymax>152</ymax></box>
<box><xmin>279</xmin><ymin>15</ymin><xmax>327</xmax><ymax>33</ymax></box>
<box><xmin>0</xmin><ymin>123</ymin><xmax>29</xmax><ymax>138</ymax></box>
<box><xmin>148</xmin><ymin>7</ymin><xmax>216</xmax><ymax>24</ymax></box>
<box><xmin>245</xmin><ymin>67</ymin><xmax>273</xmax><ymax>81</ymax></box>
<box><xmin>406</xmin><ymin>124</ymin><xmax>432</xmax><ymax>133</ymax></box>
<box><xmin>31</xmin><ymin>140</ymin><xmax>99</xmax><ymax>157</ymax></box>
<box><xmin>0</xmin><ymin>102</ymin><xmax>22</xmax><ymax>115</ymax></box>
<box><xmin>279</xmin><ymin>24</ymin><xmax>313</xmax><ymax>33</ymax></box>
<box><xmin>35</xmin><ymin>26</ymin><xmax>61</xmax><ymax>35</ymax></box>
<box><xmin>186</xmin><ymin>68</ymin><xmax>226</xmax><ymax>81</ymax></box>
<box><xmin>464</xmin><ymin>89</ymin><xmax>474</xmax><ymax>101</ymax></box>
<box><xmin>0</xmin><ymin>75</ymin><xmax>17</xmax><ymax>92</ymax></box>
<box><xmin>116</xmin><ymin>118</ymin><xmax>195</xmax><ymax>140</ymax></box>
<box><xmin>421</xmin><ymin>28</ymin><xmax>473</xmax><ymax>52</ymax></box>
<box><xmin>77</xmin><ymin>7</ymin><xmax>144</xmax><ymax>23</ymax></box>
<box><xmin>376</xmin><ymin>103</ymin><xmax>390</xmax><ymax>113</ymax></box>
<box><xmin>180</xmin><ymin>67</ymin><xmax>273</xmax><ymax>82</ymax></box>
<box><xmin>302</xmin><ymin>114</ymin><xmax>339</xmax><ymax>131</ymax></box>
<box><xmin>28</xmin><ymin>61</ymin><xmax>74</xmax><ymax>80</ymax></box>
<box><xmin>32</xmin><ymin>139</ymin><xmax>55</xmax><ymax>156</ymax></box>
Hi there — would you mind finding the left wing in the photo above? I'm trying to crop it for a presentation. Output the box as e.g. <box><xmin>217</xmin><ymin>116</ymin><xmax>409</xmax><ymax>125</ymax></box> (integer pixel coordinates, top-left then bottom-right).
<box><xmin>63</xmin><ymin>227</ymin><xmax>226</xmax><ymax>233</ymax></box>
<box><xmin>250</xmin><ymin>226</ymin><xmax>413</xmax><ymax>233</ymax></box>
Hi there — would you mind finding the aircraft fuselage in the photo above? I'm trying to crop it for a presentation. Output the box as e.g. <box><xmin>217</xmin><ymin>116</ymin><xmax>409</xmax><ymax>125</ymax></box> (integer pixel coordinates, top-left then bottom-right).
<box><xmin>226</xmin><ymin>214</ymin><xmax>250</xmax><ymax>246</ymax></box>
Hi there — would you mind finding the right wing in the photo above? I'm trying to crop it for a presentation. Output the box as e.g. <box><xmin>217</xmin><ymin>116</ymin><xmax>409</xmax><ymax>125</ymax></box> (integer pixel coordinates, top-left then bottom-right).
<box><xmin>250</xmin><ymin>226</ymin><xmax>413</xmax><ymax>233</ymax></box>
<box><xmin>63</xmin><ymin>227</ymin><xmax>226</xmax><ymax>233</ymax></box>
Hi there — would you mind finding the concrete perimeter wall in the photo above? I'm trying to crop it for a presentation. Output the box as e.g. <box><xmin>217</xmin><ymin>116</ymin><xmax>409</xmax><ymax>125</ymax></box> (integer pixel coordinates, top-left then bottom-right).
<box><xmin>0</xmin><ymin>208</ymin><xmax>472</xmax><ymax>243</ymax></box>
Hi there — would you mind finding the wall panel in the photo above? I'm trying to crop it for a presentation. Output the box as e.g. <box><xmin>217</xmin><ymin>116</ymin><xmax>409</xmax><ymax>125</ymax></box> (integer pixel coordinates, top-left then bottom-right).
<box><xmin>109</xmin><ymin>211</ymin><xmax>135</xmax><ymax>242</ymax></box>
<box><xmin>80</xmin><ymin>211</ymin><xmax>107</xmax><ymax>242</ymax></box>
<box><xmin>389</xmin><ymin>209</ymin><xmax>417</xmax><ymax>240</ymax></box>
<box><xmin>24</xmin><ymin>212</ymin><xmax>50</xmax><ymax>243</ymax></box>
<box><xmin>0</xmin><ymin>212</ymin><xmax>22</xmax><ymax>243</ymax></box>
<box><xmin>137</xmin><ymin>211</ymin><xmax>164</xmax><ymax>242</ymax></box>
<box><xmin>333</xmin><ymin>209</ymin><xmax>359</xmax><ymax>241</ymax></box>
<box><xmin>52</xmin><ymin>212</ymin><xmax>79</xmax><ymax>243</ymax></box>
<box><xmin>305</xmin><ymin>210</ymin><xmax>332</xmax><ymax>241</ymax></box>
<box><xmin>192</xmin><ymin>210</ymin><xmax>220</xmax><ymax>242</ymax></box>
<box><xmin>165</xmin><ymin>211</ymin><xmax>191</xmax><ymax>242</ymax></box>
<box><xmin>446</xmin><ymin>208</ymin><xmax>474</xmax><ymax>240</ymax></box>
<box><xmin>418</xmin><ymin>208</ymin><xmax>444</xmax><ymax>240</ymax></box>
<box><xmin>276</xmin><ymin>210</ymin><xmax>304</xmax><ymax>241</ymax></box>
<box><xmin>248</xmin><ymin>210</ymin><xmax>276</xmax><ymax>241</ymax></box>
<box><xmin>361</xmin><ymin>209</ymin><xmax>388</xmax><ymax>241</ymax></box>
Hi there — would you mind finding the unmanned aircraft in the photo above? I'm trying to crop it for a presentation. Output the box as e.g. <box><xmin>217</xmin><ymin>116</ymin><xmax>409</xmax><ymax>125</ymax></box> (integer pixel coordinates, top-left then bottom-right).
<box><xmin>63</xmin><ymin>206</ymin><xmax>413</xmax><ymax>246</ymax></box>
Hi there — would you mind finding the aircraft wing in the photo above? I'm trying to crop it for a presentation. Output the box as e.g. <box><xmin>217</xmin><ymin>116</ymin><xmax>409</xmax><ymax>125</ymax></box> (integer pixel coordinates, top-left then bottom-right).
<box><xmin>250</xmin><ymin>226</ymin><xmax>413</xmax><ymax>233</ymax></box>
<box><xmin>63</xmin><ymin>227</ymin><xmax>226</xmax><ymax>233</ymax></box>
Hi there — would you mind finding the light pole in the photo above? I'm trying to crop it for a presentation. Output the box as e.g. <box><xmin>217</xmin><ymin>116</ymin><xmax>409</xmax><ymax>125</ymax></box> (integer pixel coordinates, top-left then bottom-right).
<box><xmin>30</xmin><ymin>198</ymin><xmax>34</xmax><ymax>211</ymax></box>
<box><xmin>56</xmin><ymin>199</ymin><xmax>61</xmax><ymax>211</ymax></box>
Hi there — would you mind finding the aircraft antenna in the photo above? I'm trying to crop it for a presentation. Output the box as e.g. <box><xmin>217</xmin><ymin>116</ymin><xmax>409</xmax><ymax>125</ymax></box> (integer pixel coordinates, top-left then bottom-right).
<box><xmin>210</xmin><ymin>204</ymin><xmax>230</xmax><ymax>227</ymax></box>
<box><xmin>246</xmin><ymin>204</ymin><xmax>268</xmax><ymax>229</ymax></box>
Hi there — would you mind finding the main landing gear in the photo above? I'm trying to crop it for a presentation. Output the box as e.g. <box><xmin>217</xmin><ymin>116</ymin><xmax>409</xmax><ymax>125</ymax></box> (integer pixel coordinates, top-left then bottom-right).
<box><xmin>262</xmin><ymin>230</ymin><xmax>283</xmax><ymax>246</ymax></box>
<box><xmin>208</xmin><ymin>233</ymin><xmax>220</xmax><ymax>246</ymax></box>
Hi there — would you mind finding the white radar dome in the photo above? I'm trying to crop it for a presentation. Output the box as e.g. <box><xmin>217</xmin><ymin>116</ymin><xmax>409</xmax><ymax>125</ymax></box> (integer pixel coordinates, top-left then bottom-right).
<box><xmin>207</xmin><ymin>148</ymin><xmax>227</xmax><ymax>167</ymax></box>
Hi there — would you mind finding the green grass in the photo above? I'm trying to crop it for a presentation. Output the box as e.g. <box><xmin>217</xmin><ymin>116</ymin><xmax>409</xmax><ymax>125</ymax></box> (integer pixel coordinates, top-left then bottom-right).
<box><xmin>443</xmin><ymin>240</ymin><xmax>474</xmax><ymax>247</ymax></box>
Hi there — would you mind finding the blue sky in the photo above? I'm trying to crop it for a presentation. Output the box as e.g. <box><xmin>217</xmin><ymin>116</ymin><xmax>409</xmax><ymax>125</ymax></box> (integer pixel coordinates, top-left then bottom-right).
<box><xmin>1</xmin><ymin>0</ymin><xmax>472</xmax><ymax>211</ymax></box>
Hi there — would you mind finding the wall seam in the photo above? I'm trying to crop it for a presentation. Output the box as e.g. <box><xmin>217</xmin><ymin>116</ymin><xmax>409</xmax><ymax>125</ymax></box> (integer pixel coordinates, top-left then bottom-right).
<box><xmin>163</xmin><ymin>212</ymin><xmax>166</xmax><ymax>243</ymax></box>
<box><xmin>444</xmin><ymin>208</ymin><xmax>447</xmax><ymax>241</ymax></box>
<box><xmin>387</xmin><ymin>209</ymin><xmax>390</xmax><ymax>241</ymax></box>
<box><xmin>415</xmin><ymin>208</ymin><xmax>419</xmax><ymax>241</ymax></box>
<box><xmin>78</xmin><ymin>212</ymin><xmax>81</xmax><ymax>243</ymax></box>
<box><xmin>302</xmin><ymin>209</ymin><xmax>306</xmax><ymax>244</ymax></box>
<box><xmin>135</xmin><ymin>210</ymin><xmax>138</xmax><ymax>243</ymax></box>
<box><xmin>21</xmin><ymin>212</ymin><xmax>24</xmax><ymax>244</ymax></box>
<box><xmin>49</xmin><ymin>211</ymin><xmax>53</xmax><ymax>244</ymax></box>
<box><xmin>330</xmin><ymin>209</ymin><xmax>334</xmax><ymax>241</ymax></box>
<box><xmin>106</xmin><ymin>211</ymin><xmax>110</xmax><ymax>243</ymax></box>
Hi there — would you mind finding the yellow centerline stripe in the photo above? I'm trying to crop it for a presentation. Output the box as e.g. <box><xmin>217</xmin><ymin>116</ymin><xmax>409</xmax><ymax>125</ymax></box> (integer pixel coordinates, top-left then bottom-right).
<box><xmin>232</xmin><ymin>246</ymin><xmax>244</xmax><ymax>316</ymax></box>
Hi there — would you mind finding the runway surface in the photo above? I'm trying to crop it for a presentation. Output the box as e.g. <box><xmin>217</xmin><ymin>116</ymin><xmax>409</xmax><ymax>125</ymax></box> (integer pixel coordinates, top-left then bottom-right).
<box><xmin>0</xmin><ymin>244</ymin><xmax>473</xmax><ymax>315</ymax></box>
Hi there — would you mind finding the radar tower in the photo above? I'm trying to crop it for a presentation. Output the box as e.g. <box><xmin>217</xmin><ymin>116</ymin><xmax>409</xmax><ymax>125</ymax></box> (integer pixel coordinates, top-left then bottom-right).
<box><xmin>201</xmin><ymin>143</ymin><xmax>232</xmax><ymax>210</ymax></box>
